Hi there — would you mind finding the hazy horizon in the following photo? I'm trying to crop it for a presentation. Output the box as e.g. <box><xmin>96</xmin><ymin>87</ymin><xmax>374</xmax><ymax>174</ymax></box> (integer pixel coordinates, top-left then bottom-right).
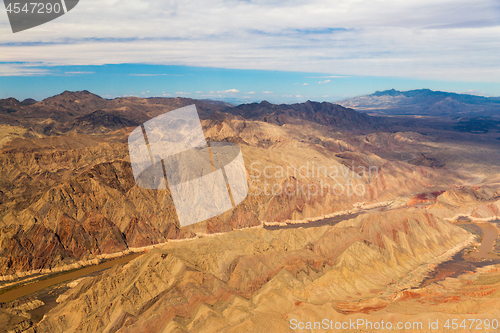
<box><xmin>1</xmin><ymin>64</ymin><xmax>500</xmax><ymax>105</ymax></box>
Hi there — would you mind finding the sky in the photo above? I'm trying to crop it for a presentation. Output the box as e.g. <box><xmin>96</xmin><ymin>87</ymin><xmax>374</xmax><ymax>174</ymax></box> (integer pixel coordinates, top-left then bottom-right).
<box><xmin>1</xmin><ymin>0</ymin><xmax>500</xmax><ymax>103</ymax></box>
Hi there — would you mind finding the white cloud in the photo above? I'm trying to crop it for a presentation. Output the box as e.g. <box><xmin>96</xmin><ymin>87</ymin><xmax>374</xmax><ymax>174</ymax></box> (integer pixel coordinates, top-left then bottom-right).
<box><xmin>65</xmin><ymin>71</ymin><xmax>95</xmax><ymax>74</ymax></box>
<box><xmin>0</xmin><ymin>63</ymin><xmax>52</xmax><ymax>76</ymax></box>
<box><xmin>262</xmin><ymin>91</ymin><xmax>273</xmax><ymax>94</ymax></box>
<box><xmin>318</xmin><ymin>79</ymin><xmax>330</xmax><ymax>84</ymax></box>
<box><xmin>302</xmin><ymin>83</ymin><xmax>309</xmax><ymax>85</ymax></box>
<box><xmin>128</xmin><ymin>73</ymin><xmax>183</xmax><ymax>76</ymax></box>
<box><xmin>175</xmin><ymin>91</ymin><xmax>191</xmax><ymax>95</ymax></box>
<box><xmin>307</xmin><ymin>76</ymin><xmax>349</xmax><ymax>79</ymax></box>
<box><xmin>247</xmin><ymin>91</ymin><xmax>255</xmax><ymax>94</ymax></box>
<box><xmin>0</xmin><ymin>0</ymin><xmax>499</xmax><ymax>81</ymax></box>
<box><xmin>218</xmin><ymin>89</ymin><xmax>239</xmax><ymax>93</ymax></box>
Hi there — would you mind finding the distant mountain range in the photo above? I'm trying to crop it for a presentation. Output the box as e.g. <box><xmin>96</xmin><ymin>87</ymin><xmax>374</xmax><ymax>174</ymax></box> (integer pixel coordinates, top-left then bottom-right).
<box><xmin>337</xmin><ymin>89</ymin><xmax>500</xmax><ymax>117</ymax></box>
<box><xmin>0</xmin><ymin>91</ymin><xmax>379</xmax><ymax>136</ymax></box>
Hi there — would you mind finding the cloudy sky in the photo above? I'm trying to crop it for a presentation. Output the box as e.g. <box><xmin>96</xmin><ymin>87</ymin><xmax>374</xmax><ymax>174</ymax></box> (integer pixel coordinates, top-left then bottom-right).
<box><xmin>1</xmin><ymin>0</ymin><xmax>500</xmax><ymax>102</ymax></box>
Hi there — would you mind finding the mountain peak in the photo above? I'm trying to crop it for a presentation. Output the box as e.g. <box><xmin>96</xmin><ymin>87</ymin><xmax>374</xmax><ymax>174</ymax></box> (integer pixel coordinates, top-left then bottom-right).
<box><xmin>0</xmin><ymin>97</ymin><xmax>21</xmax><ymax>106</ymax></box>
<box><xmin>54</xmin><ymin>90</ymin><xmax>103</xmax><ymax>99</ymax></box>
<box><xmin>39</xmin><ymin>90</ymin><xmax>105</xmax><ymax>110</ymax></box>
<box><xmin>371</xmin><ymin>89</ymin><xmax>401</xmax><ymax>97</ymax></box>
<box><xmin>21</xmin><ymin>98</ymin><xmax>37</xmax><ymax>105</ymax></box>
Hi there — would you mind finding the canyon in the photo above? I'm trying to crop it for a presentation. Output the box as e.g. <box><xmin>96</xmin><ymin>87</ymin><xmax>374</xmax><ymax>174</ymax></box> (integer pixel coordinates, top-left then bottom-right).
<box><xmin>1</xmin><ymin>91</ymin><xmax>500</xmax><ymax>332</ymax></box>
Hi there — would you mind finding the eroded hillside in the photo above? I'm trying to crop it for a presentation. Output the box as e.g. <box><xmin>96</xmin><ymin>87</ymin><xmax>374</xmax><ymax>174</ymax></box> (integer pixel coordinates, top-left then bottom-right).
<box><xmin>29</xmin><ymin>210</ymin><xmax>472</xmax><ymax>332</ymax></box>
<box><xmin>0</xmin><ymin>109</ymin><xmax>467</xmax><ymax>276</ymax></box>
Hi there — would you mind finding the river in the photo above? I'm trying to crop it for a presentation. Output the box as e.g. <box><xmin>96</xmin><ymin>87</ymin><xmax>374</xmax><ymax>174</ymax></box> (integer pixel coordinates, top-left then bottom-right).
<box><xmin>420</xmin><ymin>220</ymin><xmax>500</xmax><ymax>287</ymax></box>
<box><xmin>470</xmin><ymin>222</ymin><xmax>499</xmax><ymax>259</ymax></box>
<box><xmin>2</xmin><ymin>210</ymin><xmax>499</xmax><ymax>304</ymax></box>
<box><xmin>0</xmin><ymin>252</ymin><xmax>143</xmax><ymax>303</ymax></box>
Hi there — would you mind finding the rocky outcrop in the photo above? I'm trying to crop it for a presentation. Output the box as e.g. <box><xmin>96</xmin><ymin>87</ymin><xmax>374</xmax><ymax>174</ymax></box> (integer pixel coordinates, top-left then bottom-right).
<box><xmin>0</xmin><ymin>213</ymin><xmax>167</xmax><ymax>275</ymax></box>
<box><xmin>0</xmin><ymin>298</ymin><xmax>44</xmax><ymax>333</ymax></box>
<box><xmin>0</xmin><ymin>223</ymin><xmax>68</xmax><ymax>272</ymax></box>
<box><xmin>82</xmin><ymin>212</ymin><xmax>128</xmax><ymax>255</ymax></box>
<box><xmin>123</xmin><ymin>217</ymin><xmax>165</xmax><ymax>248</ymax></box>
<box><xmin>56</xmin><ymin>214</ymin><xmax>93</xmax><ymax>259</ymax></box>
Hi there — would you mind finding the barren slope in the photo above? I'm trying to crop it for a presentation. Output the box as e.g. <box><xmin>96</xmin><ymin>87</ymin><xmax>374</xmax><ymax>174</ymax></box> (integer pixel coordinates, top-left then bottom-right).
<box><xmin>29</xmin><ymin>209</ymin><xmax>471</xmax><ymax>333</ymax></box>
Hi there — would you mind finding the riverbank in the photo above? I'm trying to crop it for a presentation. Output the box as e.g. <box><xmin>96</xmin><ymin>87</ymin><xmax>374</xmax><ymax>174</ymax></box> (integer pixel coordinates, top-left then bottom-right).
<box><xmin>0</xmin><ymin>252</ymin><xmax>143</xmax><ymax>303</ymax></box>
<box><xmin>1</xmin><ymin>199</ymin><xmax>398</xmax><ymax>288</ymax></box>
<box><xmin>0</xmin><ymin>197</ymin><xmax>481</xmax><ymax>305</ymax></box>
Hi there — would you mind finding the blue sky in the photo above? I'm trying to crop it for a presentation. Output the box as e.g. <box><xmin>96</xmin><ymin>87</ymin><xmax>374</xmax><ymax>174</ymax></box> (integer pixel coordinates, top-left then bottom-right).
<box><xmin>1</xmin><ymin>0</ymin><xmax>500</xmax><ymax>103</ymax></box>
<box><xmin>1</xmin><ymin>63</ymin><xmax>500</xmax><ymax>103</ymax></box>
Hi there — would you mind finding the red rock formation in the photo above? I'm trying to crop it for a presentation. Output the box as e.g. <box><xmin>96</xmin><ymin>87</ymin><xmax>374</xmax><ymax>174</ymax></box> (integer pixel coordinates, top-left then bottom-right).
<box><xmin>123</xmin><ymin>217</ymin><xmax>165</xmax><ymax>248</ymax></box>
<box><xmin>56</xmin><ymin>214</ymin><xmax>93</xmax><ymax>259</ymax></box>
<box><xmin>0</xmin><ymin>223</ymin><xmax>68</xmax><ymax>272</ymax></box>
<box><xmin>82</xmin><ymin>212</ymin><xmax>127</xmax><ymax>254</ymax></box>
